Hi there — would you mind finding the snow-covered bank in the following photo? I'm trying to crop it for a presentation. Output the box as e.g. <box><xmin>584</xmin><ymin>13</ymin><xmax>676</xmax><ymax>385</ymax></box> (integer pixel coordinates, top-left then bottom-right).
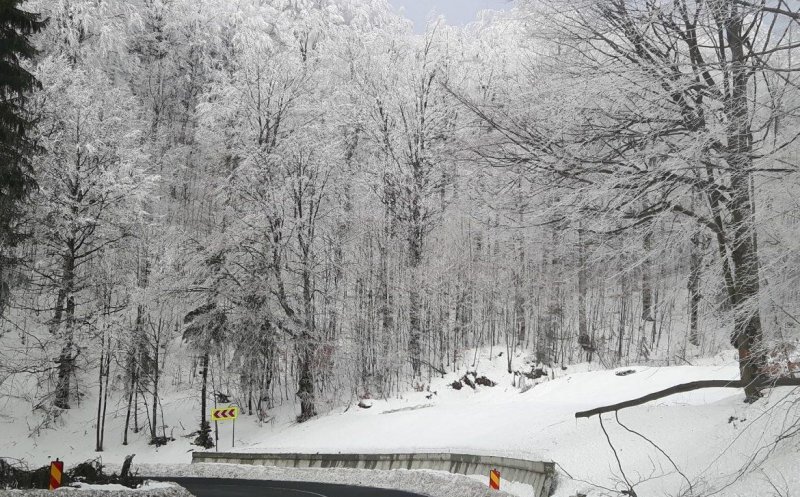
<box><xmin>128</xmin><ymin>462</ymin><xmax>518</xmax><ymax>497</ymax></box>
<box><xmin>69</xmin><ymin>482</ymin><xmax>175</xmax><ymax>492</ymax></box>
<box><xmin>0</xmin><ymin>482</ymin><xmax>189</xmax><ymax>497</ymax></box>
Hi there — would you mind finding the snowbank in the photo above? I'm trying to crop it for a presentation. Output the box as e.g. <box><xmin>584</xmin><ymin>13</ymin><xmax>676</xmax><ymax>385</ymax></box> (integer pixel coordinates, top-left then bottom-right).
<box><xmin>0</xmin><ymin>481</ymin><xmax>189</xmax><ymax>497</ymax></box>
<box><xmin>69</xmin><ymin>482</ymin><xmax>176</xmax><ymax>492</ymax></box>
<box><xmin>129</xmin><ymin>462</ymin><xmax>518</xmax><ymax>497</ymax></box>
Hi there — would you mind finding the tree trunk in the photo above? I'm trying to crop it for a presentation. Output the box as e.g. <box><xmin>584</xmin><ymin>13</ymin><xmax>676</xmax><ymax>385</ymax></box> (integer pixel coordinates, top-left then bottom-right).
<box><xmin>618</xmin><ymin>274</ymin><xmax>628</xmax><ymax>363</ymax></box>
<box><xmin>123</xmin><ymin>361</ymin><xmax>135</xmax><ymax>445</ymax></box>
<box><xmin>54</xmin><ymin>245</ymin><xmax>76</xmax><ymax>410</ymax></box>
<box><xmin>377</xmin><ymin>211</ymin><xmax>395</xmax><ymax>395</ymax></box>
<box><xmin>514</xmin><ymin>176</ymin><xmax>526</xmax><ymax>346</ymax></box>
<box><xmin>96</xmin><ymin>297</ymin><xmax>112</xmax><ymax>450</ymax></box>
<box><xmin>100</xmin><ymin>348</ymin><xmax>110</xmax><ymax>450</ymax></box>
<box><xmin>132</xmin><ymin>302</ymin><xmax>146</xmax><ymax>434</ymax></box>
<box><xmin>194</xmin><ymin>351</ymin><xmax>213</xmax><ymax>448</ymax></box>
<box><xmin>95</xmin><ymin>333</ymin><xmax>106</xmax><ymax>451</ymax></box>
<box><xmin>577</xmin><ymin>227</ymin><xmax>591</xmax><ymax>361</ymax></box>
<box><xmin>688</xmin><ymin>232</ymin><xmax>703</xmax><ymax>347</ymax></box>
<box><xmin>641</xmin><ymin>231</ymin><xmax>654</xmax><ymax>322</ymax></box>
<box><xmin>513</xmin><ymin>265</ymin><xmax>526</xmax><ymax>347</ymax></box>
<box><xmin>297</xmin><ymin>243</ymin><xmax>317</xmax><ymax>422</ymax></box>
<box><xmin>724</xmin><ymin>10</ymin><xmax>765</xmax><ymax>402</ymax></box>
<box><xmin>133</xmin><ymin>386</ymin><xmax>139</xmax><ymax>433</ymax></box>
<box><xmin>408</xmin><ymin>223</ymin><xmax>423</xmax><ymax>379</ymax></box>
<box><xmin>150</xmin><ymin>336</ymin><xmax>159</xmax><ymax>441</ymax></box>
<box><xmin>200</xmin><ymin>352</ymin><xmax>208</xmax><ymax>434</ymax></box>
<box><xmin>296</xmin><ymin>342</ymin><xmax>316</xmax><ymax>422</ymax></box>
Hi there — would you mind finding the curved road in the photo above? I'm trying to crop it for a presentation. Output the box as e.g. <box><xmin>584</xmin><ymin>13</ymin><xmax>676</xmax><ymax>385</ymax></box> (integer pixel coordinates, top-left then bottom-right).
<box><xmin>161</xmin><ymin>477</ymin><xmax>426</xmax><ymax>497</ymax></box>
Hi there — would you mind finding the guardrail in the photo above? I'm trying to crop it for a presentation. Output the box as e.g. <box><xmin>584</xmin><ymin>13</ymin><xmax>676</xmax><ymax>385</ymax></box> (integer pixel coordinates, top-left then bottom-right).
<box><xmin>192</xmin><ymin>451</ymin><xmax>555</xmax><ymax>497</ymax></box>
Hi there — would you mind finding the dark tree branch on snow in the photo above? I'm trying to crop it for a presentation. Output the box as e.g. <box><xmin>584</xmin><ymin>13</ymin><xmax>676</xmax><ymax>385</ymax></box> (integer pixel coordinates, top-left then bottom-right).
<box><xmin>576</xmin><ymin>379</ymin><xmax>800</xmax><ymax>418</ymax></box>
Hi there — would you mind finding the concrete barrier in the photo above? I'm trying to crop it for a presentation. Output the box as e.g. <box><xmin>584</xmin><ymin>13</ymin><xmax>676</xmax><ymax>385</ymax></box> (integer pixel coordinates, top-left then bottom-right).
<box><xmin>192</xmin><ymin>451</ymin><xmax>555</xmax><ymax>497</ymax></box>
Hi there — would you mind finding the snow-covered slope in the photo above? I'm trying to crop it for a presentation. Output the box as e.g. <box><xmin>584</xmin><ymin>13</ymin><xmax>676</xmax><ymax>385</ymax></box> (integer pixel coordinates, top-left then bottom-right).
<box><xmin>2</xmin><ymin>349</ymin><xmax>798</xmax><ymax>497</ymax></box>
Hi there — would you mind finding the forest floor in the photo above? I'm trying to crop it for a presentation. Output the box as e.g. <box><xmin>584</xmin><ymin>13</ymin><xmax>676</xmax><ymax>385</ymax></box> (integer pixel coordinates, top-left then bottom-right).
<box><xmin>2</xmin><ymin>349</ymin><xmax>798</xmax><ymax>497</ymax></box>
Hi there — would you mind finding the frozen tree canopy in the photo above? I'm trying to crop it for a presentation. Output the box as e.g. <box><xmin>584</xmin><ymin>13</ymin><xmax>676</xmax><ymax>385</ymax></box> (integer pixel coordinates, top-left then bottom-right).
<box><xmin>0</xmin><ymin>1</ymin><xmax>799</xmax><ymax>494</ymax></box>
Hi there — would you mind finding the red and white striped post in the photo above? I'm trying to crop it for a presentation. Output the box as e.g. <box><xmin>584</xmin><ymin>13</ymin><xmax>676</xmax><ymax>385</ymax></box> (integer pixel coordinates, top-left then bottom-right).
<box><xmin>489</xmin><ymin>469</ymin><xmax>500</xmax><ymax>490</ymax></box>
<box><xmin>49</xmin><ymin>459</ymin><xmax>64</xmax><ymax>490</ymax></box>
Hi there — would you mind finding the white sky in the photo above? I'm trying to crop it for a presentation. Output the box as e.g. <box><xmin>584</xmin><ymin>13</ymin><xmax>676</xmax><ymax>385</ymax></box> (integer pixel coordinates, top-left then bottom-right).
<box><xmin>389</xmin><ymin>0</ymin><xmax>514</xmax><ymax>32</ymax></box>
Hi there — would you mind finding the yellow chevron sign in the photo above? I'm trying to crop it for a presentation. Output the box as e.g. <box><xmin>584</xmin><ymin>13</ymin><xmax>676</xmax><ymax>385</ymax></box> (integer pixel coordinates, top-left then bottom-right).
<box><xmin>211</xmin><ymin>406</ymin><xmax>238</xmax><ymax>421</ymax></box>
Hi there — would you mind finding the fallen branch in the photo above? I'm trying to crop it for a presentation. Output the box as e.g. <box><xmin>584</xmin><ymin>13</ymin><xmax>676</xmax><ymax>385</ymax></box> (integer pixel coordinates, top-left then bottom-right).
<box><xmin>576</xmin><ymin>378</ymin><xmax>800</xmax><ymax>419</ymax></box>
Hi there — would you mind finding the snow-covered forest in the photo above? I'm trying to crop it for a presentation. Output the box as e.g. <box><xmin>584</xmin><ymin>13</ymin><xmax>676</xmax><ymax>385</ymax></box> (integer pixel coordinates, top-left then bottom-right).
<box><xmin>1</xmin><ymin>0</ymin><xmax>799</xmax><ymax>459</ymax></box>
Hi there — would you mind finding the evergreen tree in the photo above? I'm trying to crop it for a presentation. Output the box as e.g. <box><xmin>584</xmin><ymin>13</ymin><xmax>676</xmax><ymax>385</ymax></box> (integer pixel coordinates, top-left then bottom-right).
<box><xmin>0</xmin><ymin>0</ymin><xmax>44</xmax><ymax>312</ymax></box>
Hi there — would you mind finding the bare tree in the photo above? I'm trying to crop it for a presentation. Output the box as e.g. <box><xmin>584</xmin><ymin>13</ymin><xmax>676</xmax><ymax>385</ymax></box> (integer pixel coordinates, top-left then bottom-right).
<box><xmin>467</xmin><ymin>0</ymin><xmax>800</xmax><ymax>399</ymax></box>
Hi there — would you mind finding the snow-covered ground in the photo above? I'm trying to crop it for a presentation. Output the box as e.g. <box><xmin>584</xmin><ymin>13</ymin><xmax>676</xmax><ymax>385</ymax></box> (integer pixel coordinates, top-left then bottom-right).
<box><xmin>69</xmin><ymin>482</ymin><xmax>175</xmax><ymax>492</ymax></box>
<box><xmin>0</xmin><ymin>481</ymin><xmax>190</xmax><ymax>497</ymax></box>
<box><xmin>2</xmin><ymin>349</ymin><xmax>798</xmax><ymax>497</ymax></box>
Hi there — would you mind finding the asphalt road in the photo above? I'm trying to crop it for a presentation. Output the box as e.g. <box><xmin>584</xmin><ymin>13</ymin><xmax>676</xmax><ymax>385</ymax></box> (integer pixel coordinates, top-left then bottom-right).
<box><xmin>160</xmin><ymin>477</ymin><xmax>427</xmax><ymax>497</ymax></box>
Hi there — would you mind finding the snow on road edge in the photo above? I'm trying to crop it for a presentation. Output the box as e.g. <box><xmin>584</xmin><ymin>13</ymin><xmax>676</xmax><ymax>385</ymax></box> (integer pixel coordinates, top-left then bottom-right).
<box><xmin>127</xmin><ymin>462</ymin><xmax>524</xmax><ymax>497</ymax></box>
<box><xmin>0</xmin><ymin>484</ymin><xmax>191</xmax><ymax>497</ymax></box>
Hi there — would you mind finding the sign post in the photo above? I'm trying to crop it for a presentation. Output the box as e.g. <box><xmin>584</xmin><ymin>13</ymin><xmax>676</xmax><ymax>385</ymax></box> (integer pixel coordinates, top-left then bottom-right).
<box><xmin>211</xmin><ymin>406</ymin><xmax>239</xmax><ymax>448</ymax></box>
<box><xmin>49</xmin><ymin>459</ymin><xmax>63</xmax><ymax>491</ymax></box>
<box><xmin>489</xmin><ymin>469</ymin><xmax>500</xmax><ymax>491</ymax></box>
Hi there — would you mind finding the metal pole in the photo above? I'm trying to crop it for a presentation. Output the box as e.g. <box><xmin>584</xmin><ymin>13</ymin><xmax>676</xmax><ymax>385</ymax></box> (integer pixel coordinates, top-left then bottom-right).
<box><xmin>232</xmin><ymin>418</ymin><xmax>235</xmax><ymax>448</ymax></box>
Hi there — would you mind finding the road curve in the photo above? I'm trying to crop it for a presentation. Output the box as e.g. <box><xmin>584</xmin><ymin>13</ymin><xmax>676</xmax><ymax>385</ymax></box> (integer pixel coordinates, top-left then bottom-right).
<box><xmin>157</xmin><ymin>477</ymin><xmax>427</xmax><ymax>497</ymax></box>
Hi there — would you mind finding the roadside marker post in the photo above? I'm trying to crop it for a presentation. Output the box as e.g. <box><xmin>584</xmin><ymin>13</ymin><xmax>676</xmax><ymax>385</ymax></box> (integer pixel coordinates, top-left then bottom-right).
<box><xmin>49</xmin><ymin>459</ymin><xmax>63</xmax><ymax>490</ymax></box>
<box><xmin>211</xmin><ymin>406</ymin><xmax>239</xmax><ymax>448</ymax></box>
<box><xmin>489</xmin><ymin>469</ymin><xmax>500</xmax><ymax>490</ymax></box>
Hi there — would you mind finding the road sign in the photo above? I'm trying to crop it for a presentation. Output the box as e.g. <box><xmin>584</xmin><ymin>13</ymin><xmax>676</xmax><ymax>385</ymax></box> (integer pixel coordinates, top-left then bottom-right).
<box><xmin>489</xmin><ymin>469</ymin><xmax>500</xmax><ymax>490</ymax></box>
<box><xmin>212</xmin><ymin>405</ymin><xmax>239</xmax><ymax>448</ymax></box>
<box><xmin>211</xmin><ymin>406</ymin><xmax>238</xmax><ymax>421</ymax></box>
<box><xmin>49</xmin><ymin>460</ymin><xmax>63</xmax><ymax>490</ymax></box>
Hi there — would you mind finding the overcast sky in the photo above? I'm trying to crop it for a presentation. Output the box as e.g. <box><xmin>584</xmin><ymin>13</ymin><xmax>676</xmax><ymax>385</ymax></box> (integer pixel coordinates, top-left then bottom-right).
<box><xmin>389</xmin><ymin>0</ymin><xmax>514</xmax><ymax>32</ymax></box>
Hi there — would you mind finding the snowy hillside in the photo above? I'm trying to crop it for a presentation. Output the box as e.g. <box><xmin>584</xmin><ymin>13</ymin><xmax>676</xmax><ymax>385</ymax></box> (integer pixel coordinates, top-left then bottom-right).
<box><xmin>3</xmin><ymin>348</ymin><xmax>798</xmax><ymax>497</ymax></box>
